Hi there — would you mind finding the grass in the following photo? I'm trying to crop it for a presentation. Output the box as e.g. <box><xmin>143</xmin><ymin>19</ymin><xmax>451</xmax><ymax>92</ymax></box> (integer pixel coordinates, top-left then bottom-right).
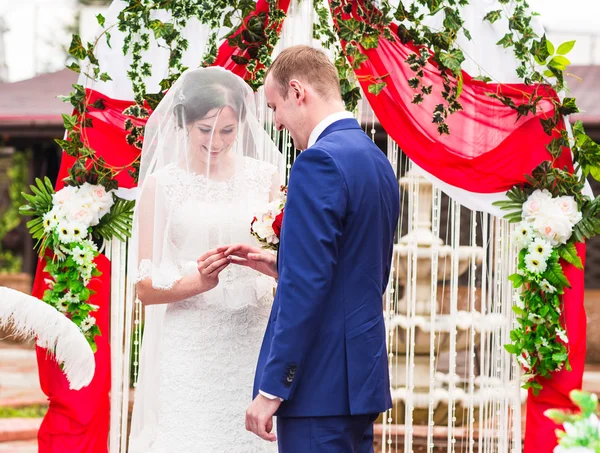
<box><xmin>0</xmin><ymin>405</ymin><xmax>47</xmax><ymax>418</ymax></box>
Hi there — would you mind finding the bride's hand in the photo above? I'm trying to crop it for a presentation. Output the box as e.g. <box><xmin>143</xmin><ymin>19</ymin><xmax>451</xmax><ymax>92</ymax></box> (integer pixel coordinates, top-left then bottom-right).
<box><xmin>196</xmin><ymin>250</ymin><xmax>230</xmax><ymax>292</ymax></box>
<box><xmin>219</xmin><ymin>244</ymin><xmax>278</xmax><ymax>280</ymax></box>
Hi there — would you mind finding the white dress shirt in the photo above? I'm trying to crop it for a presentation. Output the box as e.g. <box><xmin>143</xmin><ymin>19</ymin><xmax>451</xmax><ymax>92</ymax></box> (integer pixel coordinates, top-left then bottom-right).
<box><xmin>306</xmin><ymin>111</ymin><xmax>355</xmax><ymax>150</ymax></box>
<box><xmin>259</xmin><ymin>111</ymin><xmax>355</xmax><ymax>402</ymax></box>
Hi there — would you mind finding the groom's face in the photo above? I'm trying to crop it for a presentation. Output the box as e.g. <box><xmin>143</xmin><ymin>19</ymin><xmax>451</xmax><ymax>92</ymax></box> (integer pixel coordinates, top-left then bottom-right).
<box><xmin>265</xmin><ymin>74</ymin><xmax>308</xmax><ymax>150</ymax></box>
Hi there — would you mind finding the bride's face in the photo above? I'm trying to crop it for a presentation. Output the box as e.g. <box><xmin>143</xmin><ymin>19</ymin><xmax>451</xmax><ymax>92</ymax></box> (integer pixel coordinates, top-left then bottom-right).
<box><xmin>188</xmin><ymin>106</ymin><xmax>239</xmax><ymax>165</ymax></box>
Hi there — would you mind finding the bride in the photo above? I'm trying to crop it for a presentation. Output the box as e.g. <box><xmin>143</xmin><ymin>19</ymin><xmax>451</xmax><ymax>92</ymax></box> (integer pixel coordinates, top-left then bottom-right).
<box><xmin>128</xmin><ymin>67</ymin><xmax>283</xmax><ymax>452</ymax></box>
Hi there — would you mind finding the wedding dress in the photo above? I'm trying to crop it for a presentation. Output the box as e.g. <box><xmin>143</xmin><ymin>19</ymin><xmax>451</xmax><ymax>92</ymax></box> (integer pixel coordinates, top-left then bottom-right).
<box><xmin>128</xmin><ymin>67</ymin><xmax>283</xmax><ymax>453</ymax></box>
<box><xmin>140</xmin><ymin>159</ymin><xmax>277</xmax><ymax>452</ymax></box>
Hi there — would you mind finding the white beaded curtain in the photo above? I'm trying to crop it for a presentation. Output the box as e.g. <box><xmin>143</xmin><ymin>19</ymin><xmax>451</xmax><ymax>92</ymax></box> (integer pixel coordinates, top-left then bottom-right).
<box><xmin>380</xmin><ymin>134</ymin><xmax>523</xmax><ymax>453</ymax></box>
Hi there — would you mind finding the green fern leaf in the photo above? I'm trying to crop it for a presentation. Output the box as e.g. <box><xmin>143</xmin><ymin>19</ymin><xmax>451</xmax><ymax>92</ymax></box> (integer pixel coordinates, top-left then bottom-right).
<box><xmin>557</xmin><ymin>243</ymin><xmax>583</xmax><ymax>269</ymax></box>
<box><xmin>543</xmin><ymin>261</ymin><xmax>571</xmax><ymax>288</ymax></box>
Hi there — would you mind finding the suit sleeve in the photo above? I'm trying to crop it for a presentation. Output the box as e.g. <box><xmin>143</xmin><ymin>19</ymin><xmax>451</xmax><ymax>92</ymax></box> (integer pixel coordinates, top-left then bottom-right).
<box><xmin>259</xmin><ymin>148</ymin><xmax>347</xmax><ymax>400</ymax></box>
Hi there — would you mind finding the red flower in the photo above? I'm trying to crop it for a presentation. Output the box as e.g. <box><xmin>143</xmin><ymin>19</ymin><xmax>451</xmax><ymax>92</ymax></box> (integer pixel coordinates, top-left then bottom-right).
<box><xmin>272</xmin><ymin>210</ymin><xmax>284</xmax><ymax>237</ymax></box>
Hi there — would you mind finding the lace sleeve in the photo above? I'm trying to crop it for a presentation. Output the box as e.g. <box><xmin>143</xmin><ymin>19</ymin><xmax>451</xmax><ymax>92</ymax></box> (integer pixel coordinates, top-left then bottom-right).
<box><xmin>135</xmin><ymin>259</ymin><xmax>152</xmax><ymax>284</ymax></box>
<box><xmin>135</xmin><ymin>258</ymin><xmax>183</xmax><ymax>291</ymax></box>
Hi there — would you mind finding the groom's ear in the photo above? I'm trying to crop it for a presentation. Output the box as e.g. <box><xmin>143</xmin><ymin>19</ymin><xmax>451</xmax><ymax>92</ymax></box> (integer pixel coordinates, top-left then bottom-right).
<box><xmin>288</xmin><ymin>79</ymin><xmax>305</xmax><ymax>104</ymax></box>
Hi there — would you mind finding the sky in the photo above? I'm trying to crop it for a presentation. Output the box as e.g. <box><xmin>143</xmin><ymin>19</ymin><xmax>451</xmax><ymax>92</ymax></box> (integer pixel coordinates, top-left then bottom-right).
<box><xmin>0</xmin><ymin>0</ymin><xmax>599</xmax><ymax>83</ymax></box>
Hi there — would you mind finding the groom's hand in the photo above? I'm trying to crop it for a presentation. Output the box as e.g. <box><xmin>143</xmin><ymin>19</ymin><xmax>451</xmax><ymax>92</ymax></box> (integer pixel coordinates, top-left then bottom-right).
<box><xmin>219</xmin><ymin>244</ymin><xmax>278</xmax><ymax>279</ymax></box>
<box><xmin>245</xmin><ymin>394</ymin><xmax>281</xmax><ymax>442</ymax></box>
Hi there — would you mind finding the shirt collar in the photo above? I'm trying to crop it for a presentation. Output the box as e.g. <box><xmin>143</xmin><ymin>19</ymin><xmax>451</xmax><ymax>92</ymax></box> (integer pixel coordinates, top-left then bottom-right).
<box><xmin>306</xmin><ymin>111</ymin><xmax>355</xmax><ymax>149</ymax></box>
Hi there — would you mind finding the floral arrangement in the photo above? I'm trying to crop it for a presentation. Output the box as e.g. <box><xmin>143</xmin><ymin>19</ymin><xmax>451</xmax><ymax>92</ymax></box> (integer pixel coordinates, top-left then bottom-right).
<box><xmin>497</xmin><ymin>185</ymin><xmax>589</xmax><ymax>394</ymax></box>
<box><xmin>250</xmin><ymin>185</ymin><xmax>287</xmax><ymax>251</ymax></box>
<box><xmin>20</xmin><ymin>178</ymin><xmax>135</xmax><ymax>351</ymax></box>
<box><xmin>546</xmin><ymin>390</ymin><xmax>600</xmax><ymax>452</ymax></box>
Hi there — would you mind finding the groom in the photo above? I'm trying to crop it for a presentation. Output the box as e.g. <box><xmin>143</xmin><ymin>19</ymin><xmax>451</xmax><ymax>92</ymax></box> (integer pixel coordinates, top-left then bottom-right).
<box><xmin>226</xmin><ymin>45</ymin><xmax>399</xmax><ymax>452</ymax></box>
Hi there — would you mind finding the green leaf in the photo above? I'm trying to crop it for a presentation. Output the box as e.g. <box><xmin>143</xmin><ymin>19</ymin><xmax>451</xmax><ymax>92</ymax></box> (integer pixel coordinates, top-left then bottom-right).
<box><xmin>570</xmin><ymin>390</ymin><xmax>598</xmax><ymax>416</ymax></box>
<box><xmin>552</xmin><ymin>352</ymin><xmax>568</xmax><ymax>363</ymax></box>
<box><xmin>338</xmin><ymin>18</ymin><xmax>361</xmax><ymax>42</ymax></box>
<box><xmin>531</xmin><ymin>35</ymin><xmax>551</xmax><ymax>65</ymax></box>
<box><xmin>368</xmin><ymin>82</ymin><xmax>387</xmax><ymax>96</ymax></box>
<box><xmin>497</xmin><ymin>33</ymin><xmax>514</xmax><ymax>48</ymax></box>
<box><xmin>512</xmin><ymin>305</ymin><xmax>526</xmax><ymax>317</ymax></box>
<box><xmin>508</xmin><ymin>273</ymin><xmax>525</xmax><ymax>288</ymax></box>
<box><xmin>557</xmin><ymin>40</ymin><xmax>576</xmax><ymax>55</ymax></box>
<box><xmin>473</xmin><ymin>75</ymin><xmax>492</xmax><ymax>83</ymax></box>
<box><xmin>590</xmin><ymin>166</ymin><xmax>600</xmax><ymax>182</ymax></box>
<box><xmin>543</xmin><ymin>261</ymin><xmax>571</xmax><ymax>289</ymax></box>
<box><xmin>67</xmin><ymin>62</ymin><xmax>81</xmax><ymax>74</ymax></box>
<box><xmin>231</xmin><ymin>55</ymin><xmax>249</xmax><ymax>65</ymax></box>
<box><xmin>99</xmin><ymin>73</ymin><xmax>112</xmax><ymax>82</ymax></box>
<box><xmin>68</xmin><ymin>34</ymin><xmax>86</xmax><ymax>60</ymax></box>
<box><xmin>546</xmin><ymin>39</ymin><xmax>555</xmax><ymax>56</ymax></box>
<box><xmin>558</xmin><ymin>97</ymin><xmax>579</xmax><ymax>116</ymax></box>
<box><xmin>143</xmin><ymin>93</ymin><xmax>164</xmax><ymax>111</ymax></box>
<box><xmin>351</xmin><ymin>52</ymin><xmax>368</xmax><ymax>70</ymax></box>
<box><xmin>540</xmin><ymin>117</ymin><xmax>557</xmax><ymax>135</ymax></box>
<box><xmin>438</xmin><ymin>48</ymin><xmax>465</xmax><ymax>73</ymax></box>
<box><xmin>557</xmin><ymin>243</ymin><xmax>583</xmax><ymax>269</ymax></box>
<box><xmin>544</xmin><ymin>408</ymin><xmax>575</xmax><ymax>424</ymax></box>
<box><xmin>62</xmin><ymin>114</ymin><xmax>78</xmax><ymax>130</ymax></box>
<box><xmin>546</xmin><ymin>137</ymin><xmax>565</xmax><ymax>158</ymax></box>
<box><xmin>96</xmin><ymin>13</ymin><xmax>105</xmax><ymax>27</ymax></box>
<box><xmin>549</xmin><ymin>56</ymin><xmax>571</xmax><ymax>70</ymax></box>
<box><xmin>360</xmin><ymin>34</ymin><xmax>379</xmax><ymax>50</ymax></box>
<box><xmin>483</xmin><ymin>10</ymin><xmax>502</xmax><ymax>24</ymax></box>
<box><xmin>504</xmin><ymin>344</ymin><xmax>518</xmax><ymax>354</ymax></box>
<box><xmin>92</xmin><ymin>198</ymin><xmax>135</xmax><ymax>242</ymax></box>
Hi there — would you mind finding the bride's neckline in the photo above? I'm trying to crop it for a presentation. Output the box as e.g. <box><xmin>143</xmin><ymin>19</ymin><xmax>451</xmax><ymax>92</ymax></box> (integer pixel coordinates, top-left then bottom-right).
<box><xmin>169</xmin><ymin>157</ymin><xmax>246</xmax><ymax>185</ymax></box>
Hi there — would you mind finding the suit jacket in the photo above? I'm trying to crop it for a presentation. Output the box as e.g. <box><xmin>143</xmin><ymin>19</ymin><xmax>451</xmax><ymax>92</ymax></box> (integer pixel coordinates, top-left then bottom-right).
<box><xmin>254</xmin><ymin>118</ymin><xmax>400</xmax><ymax>417</ymax></box>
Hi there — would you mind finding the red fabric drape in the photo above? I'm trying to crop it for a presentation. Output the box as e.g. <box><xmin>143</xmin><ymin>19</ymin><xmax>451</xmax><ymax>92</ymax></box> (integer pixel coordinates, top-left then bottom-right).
<box><xmin>524</xmin><ymin>242</ymin><xmax>587</xmax><ymax>453</ymax></box>
<box><xmin>331</xmin><ymin>2</ymin><xmax>573</xmax><ymax>193</ymax></box>
<box><xmin>36</xmin><ymin>255</ymin><xmax>111</xmax><ymax>453</ymax></box>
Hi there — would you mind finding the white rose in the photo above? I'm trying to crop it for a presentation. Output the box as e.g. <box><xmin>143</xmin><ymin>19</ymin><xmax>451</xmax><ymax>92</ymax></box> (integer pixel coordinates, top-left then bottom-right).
<box><xmin>554</xmin><ymin>195</ymin><xmax>582</xmax><ymax>226</ymax></box>
<box><xmin>533</xmin><ymin>205</ymin><xmax>574</xmax><ymax>245</ymax></box>
<box><xmin>253</xmin><ymin>220</ymin><xmax>276</xmax><ymax>240</ymax></box>
<box><xmin>96</xmin><ymin>196</ymin><xmax>114</xmax><ymax>220</ymax></box>
<box><xmin>52</xmin><ymin>186</ymin><xmax>78</xmax><ymax>209</ymax></box>
<box><xmin>87</xmin><ymin>183</ymin><xmax>114</xmax><ymax>219</ymax></box>
<box><xmin>74</xmin><ymin>184</ymin><xmax>95</xmax><ymax>205</ymax></box>
<box><xmin>66</xmin><ymin>204</ymin><xmax>97</xmax><ymax>227</ymax></box>
<box><xmin>522</xmin><ymin>189</ymin><xmax>553</xmax><ymax>221</ymax></box>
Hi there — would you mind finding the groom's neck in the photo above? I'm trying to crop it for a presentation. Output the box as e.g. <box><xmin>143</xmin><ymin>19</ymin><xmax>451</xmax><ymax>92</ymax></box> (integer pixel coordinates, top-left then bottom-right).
<box><xmin>306</xmin><ymin>100</ymin><xmax>346</xmax><ymax>133</ymax></box>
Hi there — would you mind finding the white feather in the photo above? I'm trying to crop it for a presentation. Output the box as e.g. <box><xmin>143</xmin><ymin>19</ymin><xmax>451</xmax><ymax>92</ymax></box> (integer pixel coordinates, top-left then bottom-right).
<box><xmin>0</xmin><ymin>286</ymin><xmax>95</xmax><ymax>390</ymax></box>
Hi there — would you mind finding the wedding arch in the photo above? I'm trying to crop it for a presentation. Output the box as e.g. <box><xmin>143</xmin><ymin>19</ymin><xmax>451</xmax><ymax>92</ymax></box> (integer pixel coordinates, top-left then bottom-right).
<box><xmin>21</xmin><ymin>1</ymin><xmax>600</xmax><ymax>452</ymax></box>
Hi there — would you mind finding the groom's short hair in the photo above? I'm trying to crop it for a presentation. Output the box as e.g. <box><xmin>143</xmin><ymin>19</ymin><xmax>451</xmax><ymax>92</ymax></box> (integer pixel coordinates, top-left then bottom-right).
<box><xmin>266</xmin><ymin>45</ymin><xmax>342</xmax><ymax>101</ymax></box>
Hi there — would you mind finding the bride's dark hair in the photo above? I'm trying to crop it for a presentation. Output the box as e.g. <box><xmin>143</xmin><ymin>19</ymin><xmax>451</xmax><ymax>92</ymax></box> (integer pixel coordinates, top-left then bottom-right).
<box><xmin>173</xmin><ymin>69</ymin><xmax>248</xmax><ymax>128</ymax></box>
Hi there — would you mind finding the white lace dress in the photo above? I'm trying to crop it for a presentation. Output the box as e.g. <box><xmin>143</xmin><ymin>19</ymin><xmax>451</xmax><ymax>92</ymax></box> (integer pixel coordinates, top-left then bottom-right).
<box><xmin>138</xmin><ymin>157</ymin><xmax>278</xmax><ymax>453</ymax></box>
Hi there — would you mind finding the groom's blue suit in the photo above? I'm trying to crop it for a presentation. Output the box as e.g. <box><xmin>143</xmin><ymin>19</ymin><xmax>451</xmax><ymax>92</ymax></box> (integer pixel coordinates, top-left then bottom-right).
<box><xmin>254</xmin><ymin>117</ymin><xmax>400</xmax><ymax>452</ymax></box>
